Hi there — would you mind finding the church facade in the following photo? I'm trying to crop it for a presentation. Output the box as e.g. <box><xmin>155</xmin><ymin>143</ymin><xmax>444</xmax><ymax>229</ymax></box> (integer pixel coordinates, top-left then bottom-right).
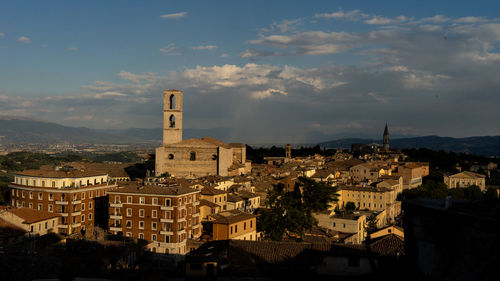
<box><xmin>155</xmin><ymin>90</ymin><xmax>250</xmax><ymax>178</ymax></box>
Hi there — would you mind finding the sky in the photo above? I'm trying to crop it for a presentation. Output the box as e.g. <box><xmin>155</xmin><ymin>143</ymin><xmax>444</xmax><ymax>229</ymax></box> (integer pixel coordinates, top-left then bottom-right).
<box><xmin>1</xmin><ymin>0</ymin><xmax>500</xmax><ymax>144</ymax></box>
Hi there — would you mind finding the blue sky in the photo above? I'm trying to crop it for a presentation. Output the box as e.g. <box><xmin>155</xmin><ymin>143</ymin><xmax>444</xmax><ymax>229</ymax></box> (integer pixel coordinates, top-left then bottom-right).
<box><xmin>1</xmin><ymin>0</ymin><xmax>500</xmax><ymax>143</ymax></box>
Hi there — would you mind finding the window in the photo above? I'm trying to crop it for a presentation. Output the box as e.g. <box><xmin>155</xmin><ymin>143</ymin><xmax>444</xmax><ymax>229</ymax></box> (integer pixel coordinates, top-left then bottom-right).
<box><xmin>81</xmin><ymin>203</ymin><xmax>85</xmax><ymax>211</ymax></box>
<box><xmin>169</xmin><ymin>114</ymin><xmax>175</xmax><ymax>128</ymax></box>
<box><xmin>190</xmin><ymin>151</ymin><xmax>196</xmax><ymax>161</ymax></box>
<box><xmin>38</xmin><ymin>193</ymin><xmax>42</xmax><ymax>200</ymax></box>
<box><xmin>153</xmin><ymin>197</ymin><xmax>158</xmax><ymax>205</ymax></box>
<box><xmin>244</xmin><ymin>222</ymin><xmax>246</xmax><ymax>230</ymax></box>
<box><xmin>81</xmin><ymin>192</ymin><xmax>85</xmax><ymax>200</ymax></box>
<box><xmin>82</xmin><ymin>215</ymin><xmax>85</xmax><ymax>222</ymax></box>
<box><xmin>139</xmin><ymin>221</ymin><xmax>144</xmax><ymax>229</ymax></box>
<box><xmin>139</xmin><ymin>233</ymin><xmax>144</xmax><ymax>239</ymax></box>
<box><xmin>52</xmin><ymin>181</ymin><xmax>56</xmax><ymax>188</ymax></box>
<box><xmin>126</xmin><ymin>232</ymin><xmax>132</xmax><ymax>237</ymax></box>
<box><xmin>89</xmin><ymin>202</ymin><xmax>92</xmax><ymax>209</ymax></box>
<box><xmin>250</xmin><ymin>220</ymin><xmax>253</xmax><ymax>228</ymax></box>
<box><xmin>48</xmin><ymin>204</ymin><xmax>53</xmax><ymax>212</ymax></box>
<box><xmin>235</xmin><ymin>225</ymin><xmax>238</xmax><ymax>233</ymax></box>
<box><xmin>165</xmin><ymin>199</ymin><xmax>171</xmax><ymax>206</ymax></box>
<box><xmin>152</xmin><ymin>222</ymin><xmax>157</xmax><ymax>230</ymax></box>
<box><xmin>230</xmin><ymin>226</ymin><xmax>233</xmax><ymax>234</ymax></box>
<box><xmin>29</xmin><ymin>192</ymin><xmax>33</xmax><ymax>199</ymax></box>
<box><xmin>49</xmin><ymin>193</ymin><xmax>53</xmax><ymax>201</ymax></box>
<box><xmin>126</xmin><ymin>220</ymin><xmax>132</xmax><ymax>228</ymax></box>
<box><xmin>73</xmin><ymin>194</ymin><xmax>77</xmax><ymax>201</ymax></box>
<box><xmin>29</xmin><ymin>203</ymin><xmax>33</xmax><ymax>209</ymax></box>
<box><xmin>152</xmin><ymin>210</ymin><xmax>157</xmax><ymax>218</ymax></box>
<box><xmin>140</xmin><ymin>197</ymin><xmax>145</xmax><ymax>204</ymax></box>
<box><xmin>152</xmin><ymin>234</ymin><xmax>157</xmax><ymax>241</ymax></box>
<box><xmin>41</xmin><ymin>181</ymin><xmax>45</xmax><ymax>187</ymax></box>
<box><xmin>127</xmin><ymin>196</ymin><xmax>132</xmax><ymax>203</ymax></box>
<box><xmin>127</xmin><ymin>208</ymin><xmax>132</xmax><ymax>217</ymax></box>
<box><xmin>89</xmin><ymin>213</ymin><xmax>92</xmax><ymax>220</ymax></box>
<box><xmin>333</xmin><ymin>222</ymin><xmax>336</xmax><ymax>227</ymax></box>
<box><xmin>168</xmin><ymin>154</ymin><xmax>174</xmax><ymax>160</ymax></box>
<box><xmin>169</xmin><ymin>94</ymin><xmax>175</xmax><ymax>109</ymax></box>
<box><xmin>38</xmin><ymin>204</ymin><xmax>42</xmax><ymax>211</ymax></box>
<box><xmin>139</xmin><ymin>209</ymin><xmax>145</xmax><ymax>217</ymax></box>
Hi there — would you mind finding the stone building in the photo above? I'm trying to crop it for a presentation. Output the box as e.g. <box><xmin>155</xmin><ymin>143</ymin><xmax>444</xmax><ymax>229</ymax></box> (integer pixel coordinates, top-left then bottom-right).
<box><xmin>444</xmin><ymin>171</ymin><xmax>486</xmax><ymax>190</ymax></box>
<box><xmin>0</xmin><ymin>207</ymin><xmax>60</xmax><ymax>236</ymax></box>
<box><xmin>9</xmin><ymin>167</ymin><xmax>118</xmax><ymax>235</ymax></box>
<box><xmin>107</xmin><ymin>183</ymin><xmax>201</xmax><ymax>254</ymax></box>
<box><xmin>155</xmin><ymin>90</ymin><xmax>251</xmax><ymax>178</ymax></box>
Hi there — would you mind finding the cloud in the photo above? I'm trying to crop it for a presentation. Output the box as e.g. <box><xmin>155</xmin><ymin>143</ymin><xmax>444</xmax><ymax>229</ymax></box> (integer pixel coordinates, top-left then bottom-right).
<box><xmin>251</xmin><ymin>89</ymin><xmax>288</xmax><ymax>99</ymax></box>
<box><xmin>192</xmin><ymin>45</ymin><xmax>217</xmax><ymax>51</ymax></box>
<box><xmin>160</xmin><ymin>12</ymin><xmax>187</xmax><ymax>19</ymax></box>
<box><xmin>220</xmin><ymin>53</ymin><xmax>229</xmax><ymax>58</ymax></box>
<box><xmin>68</xmin><ymin>47</ymin><xmax>78</xmax><ymax>51</ymax></box>
<box><xmin>159</xmin><ymin>43</ymin><xmax>180</xmax><ymax>55</ymax></box>
<box><xmin>17</xmin><ymin>36</ymin><xmax>31</xmax><ymax>44</ymax></box>
<box><xmin>261</xmin><ymin>19</ymin><xmax>302</xmax><ymax>33</ymax></box>
<box><xmin>314</xmin><ymin>9</ymin><xmax>368</xmax><ymax>21</ymax></box>
<box><xmin>65</xmin><ymin>114</ymin><xmax>94</xmax><ymax>121</ymax></box>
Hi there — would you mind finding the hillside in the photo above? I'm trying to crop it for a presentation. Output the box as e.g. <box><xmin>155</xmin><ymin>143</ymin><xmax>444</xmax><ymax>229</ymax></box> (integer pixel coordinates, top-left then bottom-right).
<box><xmin>319</xmin><ymin>135</ymin><xmax>500</xmax><ymax>156</ymax></box>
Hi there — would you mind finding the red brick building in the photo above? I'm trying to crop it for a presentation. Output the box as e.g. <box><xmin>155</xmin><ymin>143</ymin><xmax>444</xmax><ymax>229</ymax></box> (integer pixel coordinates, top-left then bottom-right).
<box><xmin>9</xmin><ymin>167</ymin><xmax>119</xmax><ymax>235</ymax></box>
<box><xmin>107</xmin><ymin>183</ymin><xmax>201</xmax><ymax>254</ymax></box>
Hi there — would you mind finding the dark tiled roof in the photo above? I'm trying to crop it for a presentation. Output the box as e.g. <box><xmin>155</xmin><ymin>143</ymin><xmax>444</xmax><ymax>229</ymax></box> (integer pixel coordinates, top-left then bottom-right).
<box><xmin>200</xmin><ymin>185</ymin><xmax>227</xmax><ymax>196</ymax></box>
<box><xmin>369</xmin><ymin>234</ymin><xmax>405</xmax><ymax>256</ymax></box>
<box><xmin>199</xmin><ymin>199</ymin><xmax>219</xmax><ymax>208</ymax></box>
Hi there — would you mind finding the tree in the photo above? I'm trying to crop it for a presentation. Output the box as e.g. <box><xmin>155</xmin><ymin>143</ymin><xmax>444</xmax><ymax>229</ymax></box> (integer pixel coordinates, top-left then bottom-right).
<box><xmin>345</xmin><ymin>201</ymin><xmax>356</xmax><ymax>213</ymax></box>
<box><xmin>258</xmin><ymin>177</ymin><xmax>338</xmax><ymax>241</ymax></box>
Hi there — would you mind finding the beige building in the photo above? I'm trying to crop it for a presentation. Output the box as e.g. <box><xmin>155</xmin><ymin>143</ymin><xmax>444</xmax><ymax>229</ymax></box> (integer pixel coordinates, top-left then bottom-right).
<box><xmin>314</xmin><ymin>211</ymin><xmax>366</xmax><ymax>244</ymax></box>
<box><xmin>444</xmin><ymin>171</ymin><xmax>486</xmax><ymax>190</ymax></box>
<box><xmin>337</xmin><ymin>185</ymin><xmax>401</xmax><ymax>223</ymax></box>
<box><xmin>349</xmin><ymin>163</ymin><xmax>391</xmax><ymax>183</ymax></box>
<box><xmin>207</xmin><ymin>210</ymin><xmax>257</xmax><ymax>241</ymax></box>
<box><xmin>392</xmin><ymin>162</ymin><xmax>429</xmax><ymax>189</ymax></box>
<box><xmin>155</xmin><ymin>90</ymin><xmax>251</xmax><ymax>178</ymax></box>
<box><xmin>0</xmin><ymin>207</ymin><xmax>59</xmax><ymax>236</ymax></box>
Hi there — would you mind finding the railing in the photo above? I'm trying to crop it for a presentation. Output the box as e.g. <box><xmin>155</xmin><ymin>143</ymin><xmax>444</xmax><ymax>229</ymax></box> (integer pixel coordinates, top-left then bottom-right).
<box><xmin>109</xmin><ymin>224</ymin><xmax>122</xmax><ymax>231</ymax></box>
<box><xmin>55</xmin><ymin>200</ymin><xmax>69</xmax><ymax>205</ymax></box>
<box><xmin>160</xmin><ymin>230</ymin><xmax>173</xmax><ymax>235</ymax></box>
<box><xmin>110</xmin><ymin>202</ymin><xmax>122</xmax><ymax>207</ymax></box>
<box><xmin>160</xmin><ymin>206</ymin><xmax>174</xmax><ymax>211</ymax></box>
<box><xmin>110</xmin><ymin>214</ymin><xmax>123</xmax><ymax>219</ymax></box>
<box><xmin>160</xmin><ymin>218</ymin><xmax>174</xmax><ymax>223</ymax></box>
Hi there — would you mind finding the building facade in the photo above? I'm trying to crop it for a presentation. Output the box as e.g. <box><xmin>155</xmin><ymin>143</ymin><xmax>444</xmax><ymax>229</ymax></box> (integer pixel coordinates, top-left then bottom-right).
<box><xmin>107</xmin><ymin>184</ymin><xmax>201</xmax><ymax>254</ymax></box>
<box><xmin>444</xmin><ymin>171</ymin><xmax>486</xmax><ymax>190</ymax></box>
<box><xmin>9</xmin><ymin>168</ymin><xmax>117</xmax><ymax>235</ymax></box>
<box><xmin>155</xmin><ymin>90</ymin><xmax>251</xmax><ymax>178</ymax></box>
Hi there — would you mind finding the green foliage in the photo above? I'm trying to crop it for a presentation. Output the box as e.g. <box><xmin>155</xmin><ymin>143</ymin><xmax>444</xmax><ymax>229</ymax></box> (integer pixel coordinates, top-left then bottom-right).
<box><xmin>401</xmin><ymin>180</ymin><xmax>491</xmax><ymax>202</ymax></box>
<box><xmin>258</xmin><ymin>177</ymin><xmax>338</xmax><ymax>241</ymax></box>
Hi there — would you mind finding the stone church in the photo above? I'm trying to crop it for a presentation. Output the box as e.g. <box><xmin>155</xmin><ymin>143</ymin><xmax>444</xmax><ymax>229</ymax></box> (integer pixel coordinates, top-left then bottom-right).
<box><xmin>155</xmin><ymin>90</ymin><xmax>251</xmax><ymax>178</ymax></box>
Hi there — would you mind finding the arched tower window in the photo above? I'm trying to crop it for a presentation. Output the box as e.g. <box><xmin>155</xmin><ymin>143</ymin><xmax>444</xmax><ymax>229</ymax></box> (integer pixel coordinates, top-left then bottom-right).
<box><xmin>190</xmin><ymin>151</ymin><xmax>196</xmax><ymax>161</ymax></box>
<box><xmin>169</xmin><ymin>115</ymin><xmax>175</xmax><ymax>128</ymax></box>
<box><xmin>169</xmin><ymin>94</ymin><xmax>175</xmax><ymax>109</ymax></box>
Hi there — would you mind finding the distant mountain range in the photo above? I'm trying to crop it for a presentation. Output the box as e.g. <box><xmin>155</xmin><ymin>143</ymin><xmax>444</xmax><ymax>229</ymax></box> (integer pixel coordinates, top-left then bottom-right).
<box><xmin>0</xmin><ymin>118</ymin><xmax>498</xmax><ymax>156</ymax></box>
<box><xmin>319</xmin><ymin>136</ymin><xmax>500</xmax><ymax>156</ymax></box>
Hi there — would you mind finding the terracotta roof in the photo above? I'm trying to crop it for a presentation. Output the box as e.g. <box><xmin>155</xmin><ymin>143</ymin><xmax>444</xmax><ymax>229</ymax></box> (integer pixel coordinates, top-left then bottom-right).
<box><xmin>210</xmin><ymin>210</ymin><xmax>256</xmax><ymax>225</ymax></box>
<box><xmin>16</xmin><ymin>169</ymin><xmax>107</xmax><ymax>178</ymax></box>
<box><xmin>199</xmin><ymin>199</ymin><xmax>219</xmax><ymax>208</ymax></box>
<box><xmin>109</xmin><ymin>183</ymin><xmax>199</xmax><ymax>196</ymax></box>
<box><xmin>200</xmin><ymin>137</ymin><xmax>232</xmax><ymax>149</ymax></box>
<box><xmin>5</xmin><ymin>207</ymin><xmax>60</xmax><ymax>224</ymax></box>
<box><xmin>226</xmin><ymin>193</ymin><xmax>244</xmax><ymax>203</ymax></box>
<box><xmin>234</xmin><ymin>190</ymin><xmax>259</xmax><ymax>200</ymax></box>
<box><xmin>200</xmin><ymin>185</ymin><xmax>227</xmax><ymax>196</ymax></box>
<box><xmin>369</xmin><ymin>234</ymin><xmax>405</xmax><ymax>256</ymax></box>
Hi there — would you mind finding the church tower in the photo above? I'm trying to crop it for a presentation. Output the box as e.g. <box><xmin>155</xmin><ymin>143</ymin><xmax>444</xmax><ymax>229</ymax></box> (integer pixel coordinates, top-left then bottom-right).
<box><xmin>163</xmin><ymin>89</ymin><xmax>183</xmax><ymax>146</ymax></box>
<box><xmin>383</xmin><ymin>123</ymin><xmax>390</xmax><ymax>151</ymax></box>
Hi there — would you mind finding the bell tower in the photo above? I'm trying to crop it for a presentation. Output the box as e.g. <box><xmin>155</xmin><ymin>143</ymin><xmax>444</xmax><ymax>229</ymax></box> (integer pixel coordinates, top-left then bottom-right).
<box><xmin>383</xmin><ymin>123</ymin><xmax>390</xmax><ymax>151</ymax></box>
<box><xmin>163</xmin><ymin>89</ymin><xmax>183</xmax><ymax>145</ymax></box>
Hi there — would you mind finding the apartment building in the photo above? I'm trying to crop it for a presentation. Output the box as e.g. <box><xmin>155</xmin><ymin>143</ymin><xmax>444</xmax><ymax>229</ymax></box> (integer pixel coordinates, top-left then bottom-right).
<box><xmin>207</xmin><ymin>210</ymin><xmax>257</xmax><ymax>241</ymax></box>
<box><xmin>9</xmin><ymin>167</ymin><xmax>117</xmax><ymax>235</ymax></box>
<box><xmin>107</xmin><ymin>183</ymin><xmax>201</xmax><ymax>255</ymax></box>
<box><xmin>0</xmin><ymin>207</ymin><xmax>60</xmax><ymax>236</ymax></box>
<box><xmin>392</xmin><ymin>162</ymin><xmax>429</xmax><ymax>189</ymax></box>
<box><xmin>337</xmin><ymin>185</ymin><xmax>401</xmax><ymax>223</ymax></box>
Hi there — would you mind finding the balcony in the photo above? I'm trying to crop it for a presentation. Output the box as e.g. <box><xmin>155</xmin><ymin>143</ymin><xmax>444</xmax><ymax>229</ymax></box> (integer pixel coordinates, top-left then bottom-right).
<box><xmin>160</xmin><ymin>230</ymin><xmax>173</xmax><ymax>235</ymax></box>
<box><xmin>161</xmin><ymin>205</ymin><xmax>175</xmax><ymax>211</ymax></box>
<box><xmin>160</xmin><ymin>218</ymin><xmax>173</xmax><ymax>223</ymax></box>
<box><xmin>178</xmin><ymin>229</ymin><xmax>186</xmax><ymax>235</ymax></box>
<box><xmin>60</xmin><ymin>213</ymin><xmax>69</xmax><ymax>217</ymax></box>
<box><xmin>55</xmin><ymin>200</ymin><xmax>69</xmax><ymax>205</ymax></box>
<box><xmin>72</xmin><ymin>200</ymin><xmax>82</xmax><ymax>205</ymax></box>
<box><xmin>193</xmin><ymin>201</ymin><xmax>200</xmax><ymax>206</ymax></box>
<box><xmin>178</xmin><ymin>217</ymin><xmax>186</xmax><ymax>223</ymax></box>
<box><xmin>110</xmin><ymin>214</ymin><xmax>122</xmax><ymax>220</ymax></box>
<box><xmin>110</xmin><ymin>202</ymin><xmax>122</xmax><ymax>208</ymax></box>
<box><xmin>71</xmin><ymin>223</ymin><xmax>81</xmax><ymax>228</ymax></box>
<box><xmin>193</xmin><ymin>223</ymin><xmax>200</xmax><ymax>229</ymax></box>
<box><xmin>71</xmin><ymin>211</ymin><xmax>82</xmax><ymax>216</ymax></box>
<box><xmin>110</xmin><ymin>224</ymin><xmax>122</xmax><ymax>232</ymax></box>
<box><xmin>192</xmin><ymin>213</ymin><xmax>200</xmax><ymax>217</ymax></box>
<box><xmin>58</xmin><ymin>224</ymin><xmax>69</xmax><ymax>229</ymax></box>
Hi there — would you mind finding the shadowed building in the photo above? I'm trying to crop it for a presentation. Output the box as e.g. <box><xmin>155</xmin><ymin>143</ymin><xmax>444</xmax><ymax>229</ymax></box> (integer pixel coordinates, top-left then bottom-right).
<box><xmin>383</xmin><ymin>123</ymin><xmax>390</xmax><ymax>151</ymax></box>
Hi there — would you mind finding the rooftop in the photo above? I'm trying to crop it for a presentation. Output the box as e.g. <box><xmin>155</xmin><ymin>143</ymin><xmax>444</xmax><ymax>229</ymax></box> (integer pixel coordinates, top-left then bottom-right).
<box><xmin>109</xmin><ymin>183</ymin><xmax>199</xmax><ymax>196</ymax></box>
<box><xmin>209</xmin><ymin>209</ymin><xmax>256</xmax><ymax>225</ymax></box>
<box><xmin>3</xmin><ymin>207</ymin><xmax>60</xmax><ymax>224</ymax></box>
